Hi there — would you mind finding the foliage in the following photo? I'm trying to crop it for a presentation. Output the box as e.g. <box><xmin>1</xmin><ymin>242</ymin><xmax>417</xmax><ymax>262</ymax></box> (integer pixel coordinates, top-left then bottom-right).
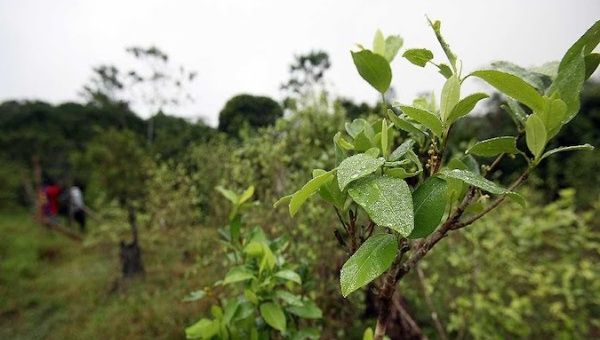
<box><xmin>281</xmin><ymin>50</ymin><xmax>331</xmax><ymax>105</ymax></box>
<box><xmin>403</xmin><ymin>189</ymin><xmax>600</xmax><ymax>338</ymax></box>
<box><xmin>147</xmin><ymin>161</ymin><xmax>200</xmax><ymax>228</ymax></box>
<box><xmin>218</xmin><ymin>94</ymin><xmax>283</xmax><ymax>136</ymax></box>
<box><xmin>185</xmin><ymin>187</ymin><xmax>322</xmax><ymax>339</ymax></box>
<box><xmin>80</xmin><ymin>129</ymin><xmax>152</xmax><ymax>206</ymax></box>
<box><xmin>280</xmin><ymin>19</ymin><xmax>598</xmax><ymax>338</ymax></box>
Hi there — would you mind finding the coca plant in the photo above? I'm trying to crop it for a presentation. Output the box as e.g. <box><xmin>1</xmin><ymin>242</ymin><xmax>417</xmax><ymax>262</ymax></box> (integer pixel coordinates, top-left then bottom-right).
<box><xmin>278</xmin><ymin>19</ymin><xmax>598</xmax><ymax>338</ymax></box>
<box><xmin>186</xmin><ymin>186</ymin><xmax>322</xmax><ymax>339</ymax></box>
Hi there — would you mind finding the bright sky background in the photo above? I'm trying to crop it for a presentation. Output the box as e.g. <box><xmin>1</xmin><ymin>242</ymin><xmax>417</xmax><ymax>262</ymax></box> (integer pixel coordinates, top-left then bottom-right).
<box><xmin>1</xmin><ymin>0</ymin><xmax>598</xmax><ymax>126</ymax></box>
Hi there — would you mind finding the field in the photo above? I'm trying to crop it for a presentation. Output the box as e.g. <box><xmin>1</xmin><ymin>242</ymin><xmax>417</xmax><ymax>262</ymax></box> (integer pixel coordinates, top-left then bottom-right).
<box><xmin>0</xmin><ymin>211</ymin><xmax>221</xmax><ymax>339</ymax></box>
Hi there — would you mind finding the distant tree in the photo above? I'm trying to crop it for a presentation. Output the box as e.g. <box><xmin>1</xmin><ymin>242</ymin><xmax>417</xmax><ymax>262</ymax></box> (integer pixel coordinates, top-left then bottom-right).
<box><xmin>83</xmin><ymin>129</ymin><xmax>151</xmax><ymax>277</ymax></box>
<box><xmin>80</xmin><ymin>46</ymin><xmax>198</xmax><ymax>143</ymax></box>
<box><xmin>125</xmin><ymin>46</ymin><xmax>197</xmax><ymax>143</ymax></box>
<box><xmin>336</xmin><ymin>97</ymin><xmax>378</xmax><ymax>120</ymax></box>
<box><xmin>281</xmin><ymin>50</ymin><xmax>331</xmax><ymax>109</ymax></box>
<box><xmin>80</xmin><ymin>65</ymin><xmax>127</xmax><ymax>109</ymax></box>
<box><xmin>218</xmin><ymin>94</ymin><xmax>283</xmax><ymax>136</ymax></box>
<box><xmin>151</xmin><ymin>112</ymin><xmax>215</xmax><ymax>159</ymax></box>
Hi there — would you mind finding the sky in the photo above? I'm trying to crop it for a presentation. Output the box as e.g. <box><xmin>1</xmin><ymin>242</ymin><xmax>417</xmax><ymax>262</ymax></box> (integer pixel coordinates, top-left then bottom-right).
<box><xmin>1</xmin><ymin>0</ymin><xmax>599</xmax><ymax>126</ymax></box>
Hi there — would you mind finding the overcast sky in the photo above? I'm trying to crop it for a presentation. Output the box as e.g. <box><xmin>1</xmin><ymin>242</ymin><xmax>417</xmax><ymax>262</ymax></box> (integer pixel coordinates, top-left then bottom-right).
<box><xmin>1</xmin><ymin>0</ymin><xmax>598</xmax><ymax>126</ymax></box>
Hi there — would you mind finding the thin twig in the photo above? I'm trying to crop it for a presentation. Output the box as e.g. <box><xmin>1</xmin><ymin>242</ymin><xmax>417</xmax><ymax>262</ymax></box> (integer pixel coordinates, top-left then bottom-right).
<box><xmin>334</xmin><ymin>207</ymin><xmax>348</xmax><ymax>230</ymax></box>
<box><xmin>452</xmin><ymin>168</ymin><xmax>530</xmax><ymax>230</ymax></box>
<box><xmin>416</xmin><ymin>266</ymin><xmax>448</xmax><ymax>340</ymax></box>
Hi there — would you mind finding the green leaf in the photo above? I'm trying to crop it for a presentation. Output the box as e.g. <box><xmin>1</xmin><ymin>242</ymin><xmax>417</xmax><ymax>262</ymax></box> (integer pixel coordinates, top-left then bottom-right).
<box><xmin>409</xmin><ymin>177</ymin><xmax>448</xmax><ymax>239</ymax></box>
<box><xmin>490</xmin><ymin>60</ymin><xmax>553</xmax><ymax>92</ymax></box>
<box><xmin>259</xmin><ymin>243</ymin><xmax>276</xmax><ymax>273</ymax></box>
<box><xmin>385</xmin><ymin>167</ymin><xmax>420</xmax><ymax>179</ymax></box>
<box><xmin>384</xmin><ymin>35</ymin><xmax>404</xmax><ymax>62</ymax></box>
<box><xmin>273</xmin><ymin>194</ymin><xmax>292</xmax><ymax>209</ymax></box>
<box><xmin>216</xmin><ymin>186</ymin><xmax>237</xmax><ymax>204</ymax></box>
<box><xmin>238</xmin><ymin>186</ymin><xmax>254</xmax><ymax>205</ymax></box>
<box><xmin>381</xmin><ymin>119</ymin><xmax>389</xmax><ymax>157</ymax></box>
<box><xmin>549</xmin><ymin>48</ymin><xmax>585</xmax><ymax>122</ymax></box>
<box><xmin>439</xmin><ymin>169</ymin><xmax>507</xmax><ymax>195</ymax></box>
<box><xmin>447</xmin><ymin>93</ymin><xmax>489</xmax><ymax>123</ymax></box>
<box><xmin>337</xmin><ymin>153</ymin><xmax>385</xmax><ymax>190</ymax></box>
<box><xmin>348</xmin><ymin>176</ymin><xmax>414</xmax><ymax>236</ymax></box>
<box><xmin>557</xmin><ymin>20</ymin><xmax>600</xmax><ymax>71</ymax></box>
<box><xmin>224</xmin><ymin>266</ymin><xmax>254</xmax><ymax>285</ymax></box>
<box><xmin>525</xmin><ymin>114</ymin><xmax>547</xmax><ymax>160</ymax></box>
<box><xmin>472</xmin><ymin>70</ymin><xmax>544</xmax><ymax>113</ymax></box>
<box><xmin>363</xmin><ymin>328</ymin><xmax>374</xmax><ymax>340</ymax></box>
<box><xmin>402</xmin><ymin>48</ymin><xmax>434</xmax><ymax>67</ymax></box>
<box><xmin>466</xmin><ymin>136</ymin><xmax>518</xmax><ymax>157</ymax></box>
<box><xmin>245</xmin><ymin>289</ymin><xmax>259</xmax><ymax>305</ymax></box>
<box><xmin>289</xmin><ymin>170</ymin><xmax>335</xmax><ymax>216</ymax></box>
<box><xmin>506</xmin><ymin>192</ymin><xmax>527</xmax><ymax>208</ymax></box>
<box><xmin>182</xmin><ymin>290</ymin><xmax>206</xmax><ymax>302</ymax></box>
<box><xmin>318</xmin><ymin>174</ymin><xmax>346</xmax><ymax>210</ymax></box>
<box><xmin>353</xmin><ymin>130</ymin><xmax>374</xmax><ymax>152</ymax></box>
<box><xmin>440</xmin><ymin>75</ymin><xmax>461</xmax><ymax>122</ymax></box>
<box><xmin>406</xmin><ymin>149</ymin><xmax>423</xmax><ymax>173</ymax></box>
<box><xmin>502</xmin><ymin>99</ymin><xmax>527</xmax><ymax>128</ymax></box>
<box><xmin>538</xmin><ymin>97</ymin><xmax>567</xmax><ymax>138</ymax></box>
<box><xmin>445</xmin><ymin>158</ymin><xmax>468</xmax><ymax>203</ymax></box>
<box><xmin>234</xmin><ymin>302</ymin><xmax>254</xmax><ymax>321</ymax></box>
<box><xmin>275</xmin><ymin>290</ymin><xmax>304</xmax><ymax>307</ymax></box>
<box><xmin>185</xmin><ymin>319</ymin><xmax>218</xmax><ymax>339</ymax></box>
<box><xmin>345</xmin><ymin>118</ymin><xmax>371</xmax><ymax>138</ymax></box>
<box><xmin>274</xmin><ymin>269</ymin><xmax>302</xmax><ymax>284</ymax></box>
<box><xmin>223</xmin><ymin>299</ymin><xmax>241</xmax><ymax>325</ymax></box>
<box><xmin>287</xmin><ymin>300</ymin><xmax>323</xmax><ymax>319</ymax></box>
<box><xmin>437</xmin><ymin>63</ymin><xmax>453</xmax><ymax>78</ymax></box>
<box><xmin>244</xmin><ymin>241</ymin><xmax>264</xmax><ymax>257</ymax></box>
<box><xmin>260</xmin><ymin>302</ymin><xmax>286</xmax><ymax>332</ymax></box>
<box><xmin>540</xmin><ymin>144</ymin><xmax>594</xmax><ymax>161</ymax></box>
<box><xmin>340</xmin><ymin>234</ymin><xmax>398</xmax><ymax>297</ymax></box>
<box><xmin>387</xmin><ymin>109</ymin><xmax>425</xmax><ymax>137</ymax></box>
<box><xmin>584</xmin><ymin>53</ymin><xmax>600</xmax><ymax>79</ymax></box>
<box><xmin>352</xmin><ymin>50</ymin><xmax>392</xmax><ymax>94</ymax></box>
<box><xmin>372</xmin><ymin>29</ymin><xmax>386</xmax><ymax>56</ymax></box>
<box><xmin>397</xmin><ymin>105</ymin><xmax>443</xmax><ymax>137</ymax></box>
<box><xmin>334</xmin><ymin>132</ymin><xmax>355</xmax><ymax>151</ymax></box>
<box><xmin>389</xmin><ymin>139</ymin><xmax>415</xmax><ymax>161</ymax></box>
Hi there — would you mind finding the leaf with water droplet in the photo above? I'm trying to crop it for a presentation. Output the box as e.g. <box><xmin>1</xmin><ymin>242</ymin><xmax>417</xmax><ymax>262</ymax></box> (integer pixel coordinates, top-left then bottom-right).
<box><xmin>337</xmin><ymin>153</ymin><xmax>385</xmax><ymax>190</ymax></box>
<box><xmin>348</xmin><ymin>175</ymin><xmax>414</xmax><ymax>236</ymax></box>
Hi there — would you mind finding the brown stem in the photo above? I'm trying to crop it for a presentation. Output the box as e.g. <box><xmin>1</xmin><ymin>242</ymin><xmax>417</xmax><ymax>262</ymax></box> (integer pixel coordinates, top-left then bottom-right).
<box><xmin>374</xmin><ymin>260</ymin><xmax>402</xmax><ymax>339</ymax></box>
<box><xmin>374</xmin><ymin>240</ymin><xmax>410</xmax><ymax>339</ymax></box>
<box><xmin>348</xmin><ymin>209</ymin><xmax>358</xmax><ymax>253</ymax></box>
<box><xmin>483</xmin><ymin>153</ymin><xmax>505</xmax><ymax>177</ymax></box>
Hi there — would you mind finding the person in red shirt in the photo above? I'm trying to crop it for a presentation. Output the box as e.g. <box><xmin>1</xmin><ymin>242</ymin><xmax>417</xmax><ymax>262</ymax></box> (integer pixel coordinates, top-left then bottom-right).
<box><xmin>42</xmin><ymin>178</ymin><xmax>61</xmax><ymax>225</ymax></box>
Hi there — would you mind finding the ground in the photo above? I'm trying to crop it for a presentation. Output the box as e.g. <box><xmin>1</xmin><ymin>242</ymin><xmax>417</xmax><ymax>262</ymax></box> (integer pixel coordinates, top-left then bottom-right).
<box><xmin>0</xmin><ymin>211</ymin><xmax>221</xmax><ymax>340</ymax></box>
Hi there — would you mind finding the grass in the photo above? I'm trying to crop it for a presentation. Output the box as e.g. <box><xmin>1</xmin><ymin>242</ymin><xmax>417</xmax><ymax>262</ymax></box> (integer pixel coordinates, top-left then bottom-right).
<box><xmin>0</xmin><ymin>210</ymin><xmax>223</xmax><ymax>339</ymax></box>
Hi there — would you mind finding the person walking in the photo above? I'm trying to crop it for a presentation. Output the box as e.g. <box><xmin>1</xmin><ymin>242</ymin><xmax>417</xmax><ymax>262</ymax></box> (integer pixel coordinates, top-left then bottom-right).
<box><xmin>69</xmin><ymin>183</ymin><xmax>86</xmax><ymax>232</ymax></box>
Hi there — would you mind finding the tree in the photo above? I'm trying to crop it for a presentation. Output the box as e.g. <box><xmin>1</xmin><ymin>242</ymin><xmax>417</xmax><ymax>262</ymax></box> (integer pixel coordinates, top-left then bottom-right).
<box><xmin>125</xmin><ymin>46</ymin><xmax>197</xmax><ymax>143</ymax></box>
<box><xmin>80</xmin><ymin>65</ymin><xmax>127</xmax><ymax>109</ymax></box>
<box><xmin>83</xmin><ymin>129</ymin><xmax>152</xmax><ymax>277</ymax></box>
<box><xmin>281</xmin><ymin>50</ymin><xmax>331</xmax><ymax>109</ymax></box>
<box><xmin>80</xmin><ymin>46</ymin><xmax>198</xmax><ymax>143</ymax></box>
<box><xmin>218</xmin><ymin>94</ymin><xmax>283</xmax><ymax>136</ymax></box>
